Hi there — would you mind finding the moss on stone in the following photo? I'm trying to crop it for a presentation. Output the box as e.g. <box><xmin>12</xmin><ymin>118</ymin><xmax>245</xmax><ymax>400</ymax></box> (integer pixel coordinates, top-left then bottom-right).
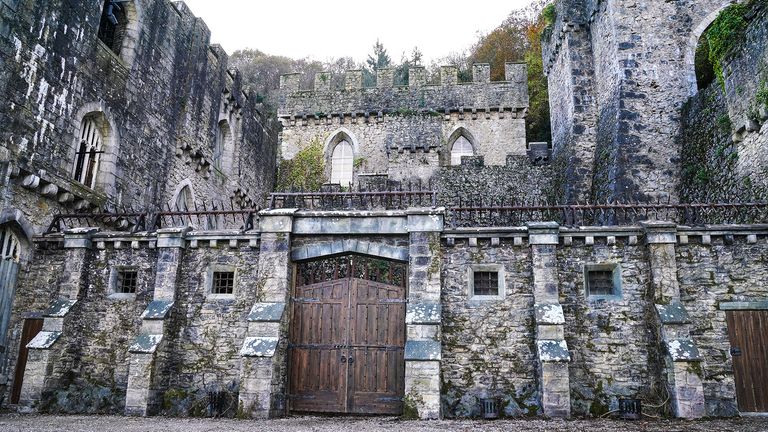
<box><xmin>402</xmin><ymin>392</ymin><xmax>422</xmax><ymax>420</ymax></box>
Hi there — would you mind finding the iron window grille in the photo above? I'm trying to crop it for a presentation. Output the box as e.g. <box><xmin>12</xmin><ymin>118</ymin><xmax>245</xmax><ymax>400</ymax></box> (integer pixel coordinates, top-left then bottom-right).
<box><xmin>212</xmin><ymin>271</ymin><xmax>235</xmax><ymax>295</ymax></box>
<box><xmin>73</xmin><ymin>118</ymin><xmax>104</xmax><ymax>189</ymax></box>
<box><xmin>584</xmin><ymin>264</ymin><xmax>622</xmax><ymax>299</ymax></box>
<box><xmin>116</xmin><ymin>270</ymin><xmax>138</xmax><ymax>294</ymax></box>
<box><xmin>587</xmin><ymin>270</ymin><xmax>614</xmax><ymax>296</ymax></box>
<box><xmin>473</xmin><ymin>271</ymin><xmax>499</xmax><ymax>296</ymax></box>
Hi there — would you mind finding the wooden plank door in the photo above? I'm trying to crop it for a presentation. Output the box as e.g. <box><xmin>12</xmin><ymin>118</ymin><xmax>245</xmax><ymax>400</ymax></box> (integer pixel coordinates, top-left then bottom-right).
<box><xmin>289</xmin><ymin>280</ymin><xmax>350</xmax><ymax>413</ymax></box>
<box><xmin>347</xmin><ymin>279</ymin><xmax>406</xmax><ymax>415</ymax></box>
<box><xmin>726</xmin><ymin>310</ymin><xmax>768</xmax><ymax>412</ymax></box>
<box><xmin>10</xmin><ymin>318</ymin><xmax>43</xmax><ymax>404</ymax></box>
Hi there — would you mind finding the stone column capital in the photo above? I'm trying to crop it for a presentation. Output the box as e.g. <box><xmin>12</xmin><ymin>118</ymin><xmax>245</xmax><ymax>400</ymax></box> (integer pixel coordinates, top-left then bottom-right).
<box><xmin>641</xmin><ymin>221</ymin><xmax>677</xmax><ymax>244</ymax></box>
<box><xmin>63</xmin><ymin>227</ymin><xmax>100</xmax><ymax>249</ymax></box>
<box><xmin>156</xmin><ymin>227</ymin><xmax>191</xmax><ymax>248</ymax></box>
<box><xmin>259</xmin><ymin>209</ymin><xmax>298</xmax><ymax>233</ymax></box>
<box><xmin>527</xmin><ymin>222</ymin><xmax>560</xmax><ymax>245</ymax></box>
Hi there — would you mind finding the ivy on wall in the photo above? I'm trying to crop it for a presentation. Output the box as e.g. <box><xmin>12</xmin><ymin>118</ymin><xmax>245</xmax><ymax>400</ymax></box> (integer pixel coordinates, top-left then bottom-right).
<box><xmin>705</xmin><ymin>2</ymin><xmax>751</xmax><ymax>88</ymax></box>
<box><xmin>276</xmin><ymin>139</ymin><xmax>325</xmax><ymax>191</ymax></box>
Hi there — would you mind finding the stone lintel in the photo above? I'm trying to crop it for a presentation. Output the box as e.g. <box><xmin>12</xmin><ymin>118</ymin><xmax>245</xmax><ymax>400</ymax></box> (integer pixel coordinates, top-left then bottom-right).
<box><xmin>291</xmin><ymin>240</ymin><xmax>409</xmax><ymax>262</ymax></box>
<box><xmin>259</xmin><ymin>210</ymin><xmax>297</xmax><ymax>233</ymax></box>
<box><xmin>406</xmin><ymin>302</ymin><xmax>441</xmax><ymax>325</ymax></box>
<box><xmin>240</xmin><ymin>337</ymin><xmax>279</xmax><ymax>357</ymax></box>
<box><xmin>656</xmin><ymin>302</ymin><xmax>691</xmax><ymax>324</ymax></box>
<box><xmin>527</xmin><ymin>222</ymin><xmax>560</xmax><ymax>245</ymax></box>
<box><xmin>129</xmin><ymin>334</ymin><xmax>163</xmax><ymax>354</ymax></box>
<box><xmin>292</xmin><ymin>216</ymin><xmax>407</xmax><ymax>235</ymax></box>
<box><xmin>407</xmin><ymin>210</ymin><xmax>444</xmax><ymax>233</ymax></box>
<box><xmin>247</xmin><ymin>303</ymin><xmax>286</xmax><ymax>322</ymax></box>
<box><xmin>641</xmin><ymin>221</ymin><xmax>678</xmax><ymax>244</ymax></box>
<box><xmin>156</xmin><ymin>227</ymin><xmax>190</xmax><ymax>248</ymax></box>
<box><xmin>63</xmin><ymin>227</ymin><xmax>99</xmax><ymax>249</ymax></box>
<box><xmin>44</xmin><ymin>299</ymin><xmax>77</xmax><ymax>318</ymax></box>
<box><xmin>535</xmin><ymin>303</ymin><xmax>565</xmax><ymax>325</ymax></box>
<box><xmin>537</xmin><ymin>340</ymin><xmax>571</xmax><ymax>362</ymax></box>
<box><xmin>666</xmin><ymin>339</ymin><xmax>702</xmax><ymax>362</ymax></box>
<box><xmin>140</xmin><ymin>300</ymin><xmax>174</xmax><ymax>320</ymax></box>
<box><xmin>404</xmin><ymin>340</ymin><xmax>441</xmax><ymax>361</ymax></box>
<box><xmin>26</xmin><ymin>331</ymin><xmax>62</xmax><ymax>349</ymax></box>
<box><xmin>719</xmin><ymin>301</ymin><xmax>768</xmax><ymax>310</ymax></box>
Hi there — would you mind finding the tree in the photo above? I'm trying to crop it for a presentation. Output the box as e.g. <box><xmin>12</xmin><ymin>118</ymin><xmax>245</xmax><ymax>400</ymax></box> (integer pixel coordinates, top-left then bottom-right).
<box><xmin>364</xmin><ymin>40</ymin><xmax>393</xmax><ymax>87</ymax></box>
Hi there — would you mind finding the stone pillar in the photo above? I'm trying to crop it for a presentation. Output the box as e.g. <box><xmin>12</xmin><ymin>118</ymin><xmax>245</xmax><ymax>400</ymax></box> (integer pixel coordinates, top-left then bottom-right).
<box><xmin>314</xmin><ymin>71</ymin><xmax>331</xmax><ymax>92</ymax></box>
<box><xmin>376</xmin><ymin>68</ymin><xmax>394</xmax><ymax>88</ymax></box>
<box><xmin>472</xmin><ymin>63</ymin><xmax>491</xmax><ymax>83</ymax></box>
<box><xmin>440</xmin><ymin>66</ymin><xmax>458</xmax><ymax>86</ymax></box>
<box><xmin>19</xmin><ymin>228</ymin><xmax>97</xmax><ymax>409</ymax></box>
<box><xmin>403</xmin><ymin>209</ymin><xmax>443</xmax><ymax>419</ymax></box>
<box><xmin>409</xmin><ymin>66</ymin><xmax>427</xmax><ymax>87</ymax></box>
<box><xmin>642</xmin><ymin>222</ymin><xmax>705</xmax><ymax>419</ymax></box>
<box><xmin>528</xmin><ymin>222</ymin><xmax>571</xmax><ymax>418</ymax></box>
<box><xmin>345</xmin><ymin>70</ymin><xmax>363</xmax><ymax>90</ymax></box>
<box><xmin>125</xmin><ymin>227</ymin><xmax>189</xmax><ymax>416</ymax></box>
<box><xmin>238</xmin><ymin>209</ymin><xmax>296</xmax><ymax>418</ymax></box>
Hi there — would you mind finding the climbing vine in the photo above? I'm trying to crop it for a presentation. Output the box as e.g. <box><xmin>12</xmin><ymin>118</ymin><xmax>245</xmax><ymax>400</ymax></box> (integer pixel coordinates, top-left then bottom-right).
<box><xmin>276</xmin><ymin>139</ymin><xmax>325</xmax><ymax>191</ymax></box>
<box><xmin>705</xmin><ymin>3</ymin><xmax>750</xmax><ymax>87</ymax></box>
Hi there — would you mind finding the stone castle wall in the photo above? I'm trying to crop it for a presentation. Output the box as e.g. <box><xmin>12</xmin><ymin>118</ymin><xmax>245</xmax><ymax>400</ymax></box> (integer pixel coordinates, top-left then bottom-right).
<box><xmin>277</xmin><ymin>64</ymin><xmax>531</xmax><ymax>186</ymax></box>
<box><xmin>0</xmin><ymin>0</ymin><xmax>279</xmax><ymax>234</ymax></box>
<box><xmin>543</xmin><ymin>0</ymin><xmax>749</xmax><ymax>203</ymax></box>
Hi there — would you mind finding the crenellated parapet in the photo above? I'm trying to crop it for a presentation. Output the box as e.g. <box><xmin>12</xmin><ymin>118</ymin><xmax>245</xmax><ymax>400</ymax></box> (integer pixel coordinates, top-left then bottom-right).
<box><xmin>278</xmin><ymin>63</ymin><xmax>529</xmax><ymax>120</ymax></box>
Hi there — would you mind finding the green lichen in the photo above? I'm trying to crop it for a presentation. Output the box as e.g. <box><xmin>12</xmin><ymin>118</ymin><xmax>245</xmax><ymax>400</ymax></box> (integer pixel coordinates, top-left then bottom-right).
<box><xmin>588</xmin><ymin>381</ymin><xmax>610</xmax><ymax>417</ymax></box>
<box><xmin>541</xmin><ymin>3</ymin><xmax>556</xmax><ymax>29</ymax></box>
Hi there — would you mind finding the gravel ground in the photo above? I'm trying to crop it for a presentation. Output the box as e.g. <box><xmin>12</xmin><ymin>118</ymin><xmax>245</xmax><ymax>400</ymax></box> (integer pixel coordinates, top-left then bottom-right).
<box><xmin>0</xmin><ymin>415</ymin><xmax>767</xmax><ymax>432</ymax></box>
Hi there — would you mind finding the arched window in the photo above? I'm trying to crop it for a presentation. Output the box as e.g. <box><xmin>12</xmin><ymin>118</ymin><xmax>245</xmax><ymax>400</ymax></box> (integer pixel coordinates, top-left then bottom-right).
<box><xmin>0</xmin><ymin>226</ymin><xmax>21</xmax><ymax>363</ymax></box>
<box><xmin>73</xmin><ymin>116</ymin><xmax>104</xmax><ymax>189</ymax></box>
<box><xmin>450</xmin><ymin>136</ymin><xmax>474</xmax><ymax>166</ymax></box>
<box><xmin>331</xmin><ymin>140</ymin><xmax>354</xmax><ymax>187</ymax></box>
<box><xmin>97</xmin><ymin>0</ymin><xmax>128</xmax><ymax>54</ymax></box>
<box><xmin>213</xmin><ymin>120</ymin><xmax>233</xmax><ymax>173</ymax></box>
<box><xmin>174</xmin><ymin>185</ymin><xmax>194</xmax><ymax>212</ymax></box>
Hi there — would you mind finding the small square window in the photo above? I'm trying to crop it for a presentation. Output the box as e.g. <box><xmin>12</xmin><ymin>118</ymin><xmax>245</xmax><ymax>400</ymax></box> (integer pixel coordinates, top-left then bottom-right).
<box><xmin>585</xmin><ymin>264</ymin><xmax>622</xmax><ymax>299</ymax></box>
<box><xmin>473</xmin><ymin>271</ymin><xmax>499</xmax><ymax>296</ymax></box>
<box><xmin>212</xmin><ymin>271</ymin><xmax>235</xmax><ymax>295</ymax></box>
<box><xmin>116</xmin><ymin>269</ymin><xmax>138</xmax><ymax>294</ymax></box>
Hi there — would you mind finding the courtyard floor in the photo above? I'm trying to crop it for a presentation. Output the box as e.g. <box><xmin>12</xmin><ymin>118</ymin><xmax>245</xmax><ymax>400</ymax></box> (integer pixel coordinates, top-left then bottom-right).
<box><xmin>0</xmin><ymin>414</ymin><xmax>767</xmax><ymax>432</ymax></box>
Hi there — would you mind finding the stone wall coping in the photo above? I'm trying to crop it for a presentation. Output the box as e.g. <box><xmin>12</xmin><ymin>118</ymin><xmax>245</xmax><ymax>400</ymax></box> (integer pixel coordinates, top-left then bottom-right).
<box><xmin>404</xmin><ymin>340</ymin><xmax>441</xmax><ymax>361</ymax></box>
<box><xmin>537</xmin><ymin>340</ymin><xmax>571</xmax><ymax>362</ymax></box>
<box><xmin>666</xmin><ymin>339</ymin><xmax>703</xmax><ymax>362</ymax></box>
<box><xmin>258</xmin><ymin>208</ymin><xmax>299</xmax><ymax>217</ymax></box>
<box><xmin>141</xmin><ymin>300</ymin><xmax>174</xmax><ymax>320</ymax></box>
<box><xmin>406</xmin><ymin>303</ymin><xmax>442</xmax><ymax>324</ymax></box>
<box><xmin>656</xmin><ymin>302</ymin><xmax>691</xmax><ymax>324</ymax></box>
<box><xmin>293</xmin><ymin>215</ymin><xmax>408</xmax><ymax>235</ymax></box>
<box><xmin>44</xmin><ymin>299</ymin><xmax>77</xmax><ymax>318</ymax></box>
<box><xmin>26</xmin><ymin>331</ymin><xmax>62</xmax><ymax>350</ymax></box>
<box><xmin>247</xmin><ymin>302</ymin><xmax>286</xmax><ymax>322</ymax></box>
<box><xmin>62</xmin><ymin>227</ymin><xmax>100</xmax><ymax>236</ymax></box>
<box><xmin>240</xmin><ymin>337</ymin><xmax>279</xmax><ymax>358</ymax></box>
<box><xmin>719</xmin><ymin>301</ymin><xmax>768</xmax><ymax>310</ymax></box>
<box><xmin>295</xmin><ymin>210</ymin><xmax>409</xmax><ymax>218</ymax></box>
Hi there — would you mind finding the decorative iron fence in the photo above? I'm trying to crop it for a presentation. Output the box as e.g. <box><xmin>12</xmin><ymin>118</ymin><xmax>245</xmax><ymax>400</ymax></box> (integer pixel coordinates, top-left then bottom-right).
<box><xmin>446</xmin><ymin>199</ymin><xmax>768</xmax><ymax>228</ymax></box>
<box><xmin>268</xmin><ymin>190</ymin><xmax>437</xmax><ymax>210</ymax></box>
<box><xmin>46</xmin><ymin>201</ymin><xmax>259</xmax><ymax>234</ymax></box>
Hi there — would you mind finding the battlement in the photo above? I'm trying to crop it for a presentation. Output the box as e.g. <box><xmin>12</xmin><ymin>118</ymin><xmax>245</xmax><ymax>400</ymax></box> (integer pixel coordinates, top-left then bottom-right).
<box><xmin>278</xmin><ymin>63</ymin><xmax>528</xmax><ymax>119</ymax></box>
<box><xmin>542</xmin><ymin>0</ymin><xmax>599</xmax><ymax>74</ymax></box>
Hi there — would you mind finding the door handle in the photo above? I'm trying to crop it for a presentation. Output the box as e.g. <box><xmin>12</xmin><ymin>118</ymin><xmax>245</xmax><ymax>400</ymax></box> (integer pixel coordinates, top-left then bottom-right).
<box><xmin>730</xmin><ymin>347</ymin><xmax>742</xmax><ymax>357</ymax></box>
<box><xmin>348</xmin><ymin>357</ymin><xmax>355</xmax><ymax>364</ymax></box>
<box><xmin>340</xmin><ymin>356</ymin><xmax>346</xmax><ymax>363</ymax></box>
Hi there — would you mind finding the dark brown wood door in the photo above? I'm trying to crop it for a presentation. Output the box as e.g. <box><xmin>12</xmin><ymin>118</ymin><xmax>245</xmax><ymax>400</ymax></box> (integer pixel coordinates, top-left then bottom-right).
<box><xmin>726</xmin><ymin>310</ymin><xmax>768</xmax><ymax>412</ymax></box>
<box><xmin>289</xmin><ymin>255</ymin><xmax>406</xmax><ymax>415</ymax></box>
<box><xmin>10</xmin><ymin>318</ymin><xmax>43</xmax><ymax>404</ymax></box>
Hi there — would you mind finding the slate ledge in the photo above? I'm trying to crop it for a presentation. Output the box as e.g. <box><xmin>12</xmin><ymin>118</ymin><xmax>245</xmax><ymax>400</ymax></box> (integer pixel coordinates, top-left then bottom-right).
<box><xmin>537</xmin><ymin>340</ymin><xmax>571</xmax><ymax>362</ymax></box>
<box><xmin>27</xmin><ymin>331</ymin><xmax>62</xmax><ymax>350</ymax></box>
<box><xmin>656</xmin><ymin>302</ymin><xmax>691</xmax><ymax>324</ymax></box>
<box><xmin>141</xmin><ymin>300</ymin><xmax>174</xmax><ymax>320</ymax></box>
<box><xmin>44</xmin><ymin>299</ymin><xmax>77</xmax><ymax>318</ymax></box>
<box><xmin>404</xmin><ymin>340</ymin><xmax>441</xmax><ymax>361</ymax></box>
<box><xmin>241</xmin><ymin>337</ymin><xmax>279</xmax><ymax>358</ymax></box>
<box><xmin>129</xmin><ymin>334</ymin><xmax>163</xmax><ymax>354</ymax></box>
<box><xmin>666</xmin><ymin>339</ymin><xmax>702</xmax><ymax>362</ymax></box>
<box><xmin>535</xmin><ymin>304</ymin><xmax>565</xmax><ymax>325</ymax></box>
<box><xmin>247</xmin><ymin>303</ymin><xmax>286</xmax><ymax>322</ymax></box>
<box><xmin>406</xmin><ymin>303</ymin><xmax>441</xmax><ymax>325</ymax></box>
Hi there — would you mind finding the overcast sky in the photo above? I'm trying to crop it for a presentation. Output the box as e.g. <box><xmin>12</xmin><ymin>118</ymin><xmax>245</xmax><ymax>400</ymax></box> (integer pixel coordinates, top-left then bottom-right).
<box><xmin>182</xmin><ymin>0</ymin><xmax>535</xmax><ymax>63</ymax></box>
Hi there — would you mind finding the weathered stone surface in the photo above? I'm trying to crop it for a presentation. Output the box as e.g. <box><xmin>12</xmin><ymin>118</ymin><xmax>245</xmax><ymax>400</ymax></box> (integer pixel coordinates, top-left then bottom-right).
<box><xmin>26</xmin><ymin>331</ymin><xmax>61</xmax><ymax>349</ymax></box>
<box><xmin>240</xmin><ymin>337</ymin><xmax>279</xmax><ymax>358</ymax></box>
<box><xmin>128</xmin><ymin>335</ymin><xmax>163</xmax><ymax>354</ymax></box>
<box><xmin>247</xmin><ymin>303</ymin><xmax>286</xmax><ymax>323</ymax></box>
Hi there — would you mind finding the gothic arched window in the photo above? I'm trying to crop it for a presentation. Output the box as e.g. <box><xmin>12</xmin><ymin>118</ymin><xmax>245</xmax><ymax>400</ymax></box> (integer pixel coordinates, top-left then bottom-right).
<box><xmin>73</xmin><ymin>116</ymin><xmax>104</xmax><ymax>189</ymax></box>
<box><xmin>331</xmin><ymin>140</ymin><xmax>354</xmax><ymax>187</ymax></box>
<box><xmin>174</xmin><ymin>185</ymin><xmax>194</xmax><ymax>212</ymax></box>
<box><xmin>450</xmin><ymin>136</ymin><xmax>474</xmax><ymax>166</ymax></box>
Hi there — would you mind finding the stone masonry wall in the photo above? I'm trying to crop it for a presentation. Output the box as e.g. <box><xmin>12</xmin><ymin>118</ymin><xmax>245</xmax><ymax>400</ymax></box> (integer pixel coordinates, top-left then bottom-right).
<box><xmin>557</xmin><ymin>236</ymin><xmax>659</xmax><ymax>416</ymax></box>
<box><xmin>441</xmin><ymin>239</ymin><xmax>539</xmax><ymax>418</ymax></box>
<box><xmin>0</xmin><ymin>0</ymin><xmax>278</xmax><ymax>236</ymax></box>
<box><xmin>676</xmin><ymin>235</ymin><xmax>768</xmax><ymax>417</ymax></box>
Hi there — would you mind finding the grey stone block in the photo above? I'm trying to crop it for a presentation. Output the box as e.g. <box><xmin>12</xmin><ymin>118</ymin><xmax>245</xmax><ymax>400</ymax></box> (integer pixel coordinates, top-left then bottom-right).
<box><xmin>129</xmin><ymin>334</ymin><xmax>163</xmax><ymax>354</ymax></box>
<box><xmin>404</xmin><ymin>340</ymin><xmax>441</xmax><ymax>361</ymax></box>
<box><xmin>240</xmin><ymin>337</ymin><xmax>279</xmax><ymax>358</ymax></box>
<box><xmin>656</xmin><ymin>302</ymin><xmax>691</xmax><ymax>324</ymax></box>
<box><xmin>140</xmin><ymin>300</ymin><xmax>174</xmax><ymax>320</ymax></box>
<box><xmin>666</xmin><ymin>339</ymin><xmax>702</xmax><ymax>362</ymax></box>
<box><xmin>44</xmin><ymin>299</ymin><xmax>77</xmax><ymax>318</ymax></box>
<box><xmin>26</xmin><ymin>331</ymin><xmax>62</xmax><ymax>349</ymax></box>
<box><xmin>406</xmin><ymin>302</ymin><xmax>441</xmax><ymax>324</ymax></box>
<box><xmin>537</xmin><ymin>340</ymin><xmax>571</xmax><ymax>362</ymax></box>
<box><xmin>535</xmin><ymin>303</ymin><xmax>565</xmax><ymax>325</ymax></box>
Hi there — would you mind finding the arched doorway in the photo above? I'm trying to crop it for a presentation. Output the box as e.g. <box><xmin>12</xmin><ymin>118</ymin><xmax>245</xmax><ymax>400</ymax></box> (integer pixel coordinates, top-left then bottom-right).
<box><xmin>289</xmin><ymin>254</ymin><xmax>407</xmax><ymax>415</ymax></box>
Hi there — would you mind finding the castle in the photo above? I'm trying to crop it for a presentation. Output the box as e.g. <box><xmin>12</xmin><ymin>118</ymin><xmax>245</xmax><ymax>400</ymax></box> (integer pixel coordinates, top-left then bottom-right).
<box><xmin>0</xmin><ymin>0</ymin><xmax>767</xmax><ymax>421</ymax></box>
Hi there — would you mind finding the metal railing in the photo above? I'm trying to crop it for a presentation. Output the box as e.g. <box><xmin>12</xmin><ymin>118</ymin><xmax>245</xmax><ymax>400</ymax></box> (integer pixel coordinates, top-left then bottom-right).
<box><xmin>447</xmin><ymin>200</ymin><xmax>768</xmax><ymax>228</ymax></box>
<box><xmin>269</xmin><ymin>190</ymin><xmax>437</xmax><ymax>210</ymax></box>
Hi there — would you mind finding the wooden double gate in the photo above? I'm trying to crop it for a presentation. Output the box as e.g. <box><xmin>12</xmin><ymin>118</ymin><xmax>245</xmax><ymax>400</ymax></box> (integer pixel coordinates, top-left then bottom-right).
<box><xmin>727</xmin><ymin>310</ymin><xmax>768</xmax><ymax>413</ymax></box>
<box><xmin>289</xmin><ymin>254</ymin><xmax>407</xmax><ymax>415</ymax></box>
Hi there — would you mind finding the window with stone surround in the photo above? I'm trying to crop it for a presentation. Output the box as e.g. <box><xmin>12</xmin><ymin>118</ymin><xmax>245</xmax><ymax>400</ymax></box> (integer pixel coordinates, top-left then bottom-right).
<box><xmin>331</xmin><ymin>140</ymin><xmax>354</xmax><ymax>187</ymax></box>
<box><xmin>450</xmin><ymin>136</ymin><xmax>474</xmax><ymax>166</ymax></box>
<box><xmin>109</xmin><ymin>266</ymin><xmax>139</xmax><ymax>298</ymax></box>
<box><xmin>211</xmin><ymin>271</ymin><xmax>235</xmax><ymax>295</ymax></box>
<box><xmin>97</xmin><ymin>0</ymin><xmax>128</xmax><ymax>54</ymax></box>
<box><xmin>73</xmin><ymin>116</ymin><xmax>104</xmax><ymax>189</ymax></box>
<box><xmin>468</xmin><ymin>264</ymin><xmax>505</xmax><ymax>300</ymax></box>
<box><xmin>584</xmin><ymin>263</ymin><xmax>622</xmax><ymax>300</ymax></box>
